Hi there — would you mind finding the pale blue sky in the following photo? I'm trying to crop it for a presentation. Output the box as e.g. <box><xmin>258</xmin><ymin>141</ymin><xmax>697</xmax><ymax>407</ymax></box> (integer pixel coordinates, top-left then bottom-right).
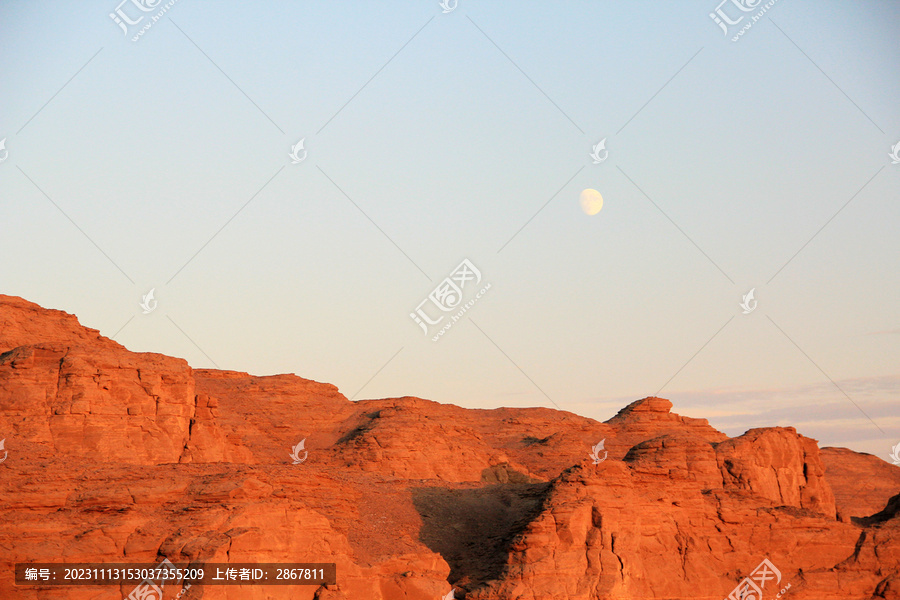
<box><xmin>1</xmin><ymin>1</ymin><xmax>898</xmax><ymax>458</ymax></box>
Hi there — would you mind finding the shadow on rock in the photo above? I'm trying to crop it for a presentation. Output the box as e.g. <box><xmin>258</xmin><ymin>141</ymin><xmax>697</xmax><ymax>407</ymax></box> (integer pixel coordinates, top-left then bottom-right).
<box><xmin>412</xmin><ymin>481</ymin><xmax>551</xmax><ymax>595</ymax></box>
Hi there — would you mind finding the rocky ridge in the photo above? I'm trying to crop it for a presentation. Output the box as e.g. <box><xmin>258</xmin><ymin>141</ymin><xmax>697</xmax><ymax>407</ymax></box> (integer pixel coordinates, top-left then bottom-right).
<box><xmin>0</xmin><ymin>295</ymin><xmax>897</xmax><ymax>599</ymax></box>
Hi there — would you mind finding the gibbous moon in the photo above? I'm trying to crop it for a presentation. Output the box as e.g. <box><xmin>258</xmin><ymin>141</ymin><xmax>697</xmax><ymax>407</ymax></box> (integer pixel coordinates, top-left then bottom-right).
<box><xmin>580</xmin><ymin>189</ymin><xmax>603</xmax><ymax>215</ymax></box>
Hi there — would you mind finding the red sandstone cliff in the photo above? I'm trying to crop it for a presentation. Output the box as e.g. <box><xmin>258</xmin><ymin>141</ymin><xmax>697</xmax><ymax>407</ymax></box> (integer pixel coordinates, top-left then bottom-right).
<box><xmin>0</xmin><ymin>295</ymin><xmax>897</xmax><ymax>599</ymax></box>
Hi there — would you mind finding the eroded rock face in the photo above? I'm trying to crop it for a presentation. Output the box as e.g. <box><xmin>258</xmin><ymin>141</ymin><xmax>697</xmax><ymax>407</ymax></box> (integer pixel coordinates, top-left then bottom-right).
<box><xmin>821</xmin><ymin>446</ymin><xmax>900</xmax><ymax>520</ymax></box>
<box><xmin>471</xmin><ymin>425</ymin><xmax>874</xmax><ymax>600</ymax></box>
<box><xmin>715</xmin><ymin>427</ymin><xmax>836</xmax><ymax>517</ymax></box>
<box><xmin>0</xmin><ymin>345</ymin><xmax>194</xmax><ymax>464</ymax></box>
<box><xmin>0</xmin><ymin>296</ymin><xmax>197</xmax><ymax>464</ymax></box>
<box><xmin>0</xmin><ymin>295</ymin><xmax>897</xmax><ymax>600</ymax></box>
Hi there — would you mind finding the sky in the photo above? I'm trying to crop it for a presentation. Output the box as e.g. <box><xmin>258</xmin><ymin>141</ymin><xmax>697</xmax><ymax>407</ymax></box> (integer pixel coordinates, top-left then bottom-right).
<box><xmin>0</xmin><ymin>0</ymin><xmax>898</xmax><ymax>459</ymax></box>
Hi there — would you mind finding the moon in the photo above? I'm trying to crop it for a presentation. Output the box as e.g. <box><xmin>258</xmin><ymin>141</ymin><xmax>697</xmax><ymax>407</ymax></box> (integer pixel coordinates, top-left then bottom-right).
<box><xmin>580</xmin><ymin>189</ymin><xmax>603</xmax><ymax>215</ymax></box>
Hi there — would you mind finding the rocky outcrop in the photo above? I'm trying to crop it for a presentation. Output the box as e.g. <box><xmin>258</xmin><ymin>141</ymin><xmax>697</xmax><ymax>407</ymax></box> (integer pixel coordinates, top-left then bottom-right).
<box><xmin>470</xmin><ymin>425</ymin><xmax>870</xmax><ymax>599</ymax></box>
<box><xmin>715</xmin><ymin>427</ymin><xmax>836</xmax><ymax>517</ymax></box>
<box><xmin>0</xmin><ymin>345</ymin><xmax>194</xmax><ymax>464</ymax></box>
<box><xmin>0</xmin><ymin>295</ymin><xmax>125</xmax><ymax>353</ymax></box>
<box><xmin>821</xmin><ymin>446</ymin><xmax>900</xmax><ymax>520</ymax></box>
<box><xmin>607</xmin><ymin>396</ymin><xmax>728</xmax><ymax>444</ymax></box>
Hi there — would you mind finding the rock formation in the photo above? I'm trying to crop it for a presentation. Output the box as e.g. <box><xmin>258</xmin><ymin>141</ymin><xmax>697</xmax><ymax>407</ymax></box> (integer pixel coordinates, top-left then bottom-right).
<box><xmin>0</xmin><ymin>295</ymin><xmax>896</xmax><ymax>599</ymax></box>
